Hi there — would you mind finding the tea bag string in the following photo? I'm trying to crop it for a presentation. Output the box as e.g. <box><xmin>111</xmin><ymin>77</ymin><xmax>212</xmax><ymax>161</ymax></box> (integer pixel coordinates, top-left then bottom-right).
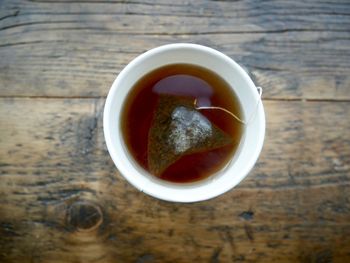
<box><xmin>194</xmin><ymin>86</ymin><xmax>262</xmax><ymax>125</ymax></box>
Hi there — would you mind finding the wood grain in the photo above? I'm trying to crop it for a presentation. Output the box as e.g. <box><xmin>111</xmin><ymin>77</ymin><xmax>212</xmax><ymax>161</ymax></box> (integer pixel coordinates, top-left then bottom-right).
<box><xmin>1</xmin><ymin>0</ymin><xmax>350</xmax><ymax>262</ymax></box>
<box><xmin>1</xmin><ymin>98</ymin><xmax>349</xmax><ymax>262</ymax></box>
<box><xmin>0</xmin><ymin>0</ymin><xmax>349</xmax><ymax>99</ymax></box>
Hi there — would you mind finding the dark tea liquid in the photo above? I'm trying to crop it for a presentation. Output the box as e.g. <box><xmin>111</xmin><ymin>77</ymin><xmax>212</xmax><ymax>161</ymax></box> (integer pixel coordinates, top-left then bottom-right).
<box><xmin>121</xmin><ymin>64</ymin><xmax>243</xmax><ymax>183</ymax></box>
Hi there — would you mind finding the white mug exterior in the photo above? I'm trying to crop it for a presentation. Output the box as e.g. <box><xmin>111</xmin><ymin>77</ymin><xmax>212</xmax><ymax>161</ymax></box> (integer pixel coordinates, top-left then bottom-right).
<box><xmin>103</xmin><ymin>43</ymin><xmax>265</xmax><ymax>203</ymax></box>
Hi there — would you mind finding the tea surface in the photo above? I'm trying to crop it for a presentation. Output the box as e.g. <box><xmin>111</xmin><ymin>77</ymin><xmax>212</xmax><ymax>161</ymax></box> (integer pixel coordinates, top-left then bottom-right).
<box><xmin>121</xmin><ymin>64</ymin><xmax>243</xmax><ymax>183</ymax></box>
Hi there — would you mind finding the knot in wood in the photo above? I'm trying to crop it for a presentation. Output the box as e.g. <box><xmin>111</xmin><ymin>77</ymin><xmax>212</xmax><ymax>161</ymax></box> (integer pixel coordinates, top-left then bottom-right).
<box><xmin>67</xmin><ymin>201</ymin><xmax>103</xmax><ymax>232</ymax></box>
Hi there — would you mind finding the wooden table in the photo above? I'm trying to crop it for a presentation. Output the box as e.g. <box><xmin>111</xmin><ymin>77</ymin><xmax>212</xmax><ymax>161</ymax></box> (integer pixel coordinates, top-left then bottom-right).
<box><xmin>1</xmin><ymin>0</ymin><xmax>350</xmax><ymax>262</ymax></box>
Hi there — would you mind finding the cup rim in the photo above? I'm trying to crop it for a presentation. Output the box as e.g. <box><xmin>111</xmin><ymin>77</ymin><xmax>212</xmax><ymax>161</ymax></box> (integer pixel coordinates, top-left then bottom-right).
<box><xmin>103</xmin><ymin>43</ymin><xmax>265</xmax><ymax>203</ymax></box>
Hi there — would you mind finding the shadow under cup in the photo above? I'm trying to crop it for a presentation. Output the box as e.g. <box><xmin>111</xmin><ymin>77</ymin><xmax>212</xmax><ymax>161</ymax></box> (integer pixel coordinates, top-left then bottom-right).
<box><xmin>103</xmin><ymin>43</ymin><xmax>265</xmax><ymax>203</ymax></box>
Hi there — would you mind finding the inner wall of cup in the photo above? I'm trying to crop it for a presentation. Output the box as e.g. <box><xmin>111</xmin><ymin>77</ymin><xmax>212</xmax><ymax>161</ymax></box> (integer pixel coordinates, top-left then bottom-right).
<box><xmin>112</xmin><ymin>46</ymin><xmax>258</xmax><ymax>188</ymax></box>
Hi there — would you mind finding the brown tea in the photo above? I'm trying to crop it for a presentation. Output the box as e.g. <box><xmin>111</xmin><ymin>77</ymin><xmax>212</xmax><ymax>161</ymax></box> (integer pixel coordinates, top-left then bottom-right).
<box><xmin>121</xmin><ymin>64</ymin><xmax>243</xmax><ymax>183</ymax></box>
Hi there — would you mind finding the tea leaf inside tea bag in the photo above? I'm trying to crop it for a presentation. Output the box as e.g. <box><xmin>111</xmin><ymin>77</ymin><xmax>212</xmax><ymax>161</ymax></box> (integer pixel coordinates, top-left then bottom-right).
<box><xmin>148</xmin><ymin>95</ymin><xmax>233</xmax><ymax>176</ymax></box>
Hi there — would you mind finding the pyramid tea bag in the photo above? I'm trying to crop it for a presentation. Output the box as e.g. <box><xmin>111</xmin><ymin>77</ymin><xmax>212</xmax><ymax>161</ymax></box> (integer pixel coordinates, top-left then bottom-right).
<box><xmin>148</xmin><ymin>95</ymin><xmax>233</xmax><ymax>176</ymax></box>
<box><xmin>121</xmin><ymin>63</ymin><xmax>244</xmax><ymax>183</ymax></box>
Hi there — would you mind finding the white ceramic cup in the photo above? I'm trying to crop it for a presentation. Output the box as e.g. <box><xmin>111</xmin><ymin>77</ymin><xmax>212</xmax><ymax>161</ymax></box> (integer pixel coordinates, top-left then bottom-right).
<box><xmin>104</xmin><ymin>43</ymin><xmax>265</xmax><ymax>203</ymax></box>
